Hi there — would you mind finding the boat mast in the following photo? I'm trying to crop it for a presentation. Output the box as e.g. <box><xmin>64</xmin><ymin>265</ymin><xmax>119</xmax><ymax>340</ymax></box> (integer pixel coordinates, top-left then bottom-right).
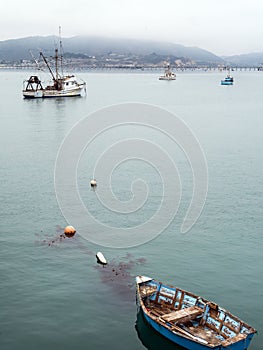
<box><xmin>55</xmin><ymin>48</ymin><xmax>59</xmax><ymax>81</ymax></box>
<box><xmin>59</xmin><ymin>26</ymin><xmax>64</xmax><ymax>78</ymax></box>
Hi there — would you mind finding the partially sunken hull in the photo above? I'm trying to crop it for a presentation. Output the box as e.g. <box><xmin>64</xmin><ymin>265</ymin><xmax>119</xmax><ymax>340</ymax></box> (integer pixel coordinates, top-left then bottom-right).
<box><xmin>136</xmin><ymin>276</ymin><xmax>256</xmax><ymax>350</ymax></box>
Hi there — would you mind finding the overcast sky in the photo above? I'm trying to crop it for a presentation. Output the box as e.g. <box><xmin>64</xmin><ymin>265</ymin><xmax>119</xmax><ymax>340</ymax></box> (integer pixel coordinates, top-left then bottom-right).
<box><xmin>1</xmin><ymin>0</ymin><xmax>262</xmax><ymax>55</ymax></box>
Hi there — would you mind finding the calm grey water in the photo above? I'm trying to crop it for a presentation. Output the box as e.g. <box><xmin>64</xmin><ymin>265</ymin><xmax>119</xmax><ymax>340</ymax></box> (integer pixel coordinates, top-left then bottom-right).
<box><xmin>0</xmin><ymin>70</ymin><xmax>262</xmax><ymax>349</ymax></box>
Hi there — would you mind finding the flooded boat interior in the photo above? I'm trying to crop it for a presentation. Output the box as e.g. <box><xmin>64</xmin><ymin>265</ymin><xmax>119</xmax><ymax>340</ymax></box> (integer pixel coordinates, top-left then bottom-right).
<box><xmin>139</xmin><ymin>281</ymin><xmax>255</xmax><ymax>347</ymax></box>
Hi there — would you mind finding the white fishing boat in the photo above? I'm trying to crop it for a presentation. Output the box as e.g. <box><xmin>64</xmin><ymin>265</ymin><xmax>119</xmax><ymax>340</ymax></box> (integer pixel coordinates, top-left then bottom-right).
<box><xmin>22</xmin><ymin>36</ymin><xmax>86</xmax><ymax>98</ymax></box>
<box><xmin>159</xmin><ymin>65</ymin><xmax>176</xmax><ymax>81</ymax></box>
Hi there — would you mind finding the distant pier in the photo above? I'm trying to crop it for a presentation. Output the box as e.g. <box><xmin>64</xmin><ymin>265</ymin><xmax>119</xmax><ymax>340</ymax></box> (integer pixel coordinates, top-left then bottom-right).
<box><xmin>1</xmin><ymin>64</ymin><xmax>262</xmax><ymax>72</ymax></box>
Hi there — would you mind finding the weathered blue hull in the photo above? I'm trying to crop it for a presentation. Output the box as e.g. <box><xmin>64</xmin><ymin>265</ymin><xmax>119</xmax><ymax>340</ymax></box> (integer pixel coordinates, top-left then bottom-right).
<box><xmin>136</xmin><ymin>308</ymin><xmax>182</xmax><ymax>350</ymax></box>
<box><xmin>143</xmin><ymin>310</ymin><xmax>254</xmax><ymax>350</ymax></box>
<box><xmin>136</xmin><ymin>276</ymin><xmax>256</xmax><ymax>350</ymax></box>
<box><xmin>144</xmin><ymin>311</ymin><xmax>214</xmax><ymax>350</ymax></box>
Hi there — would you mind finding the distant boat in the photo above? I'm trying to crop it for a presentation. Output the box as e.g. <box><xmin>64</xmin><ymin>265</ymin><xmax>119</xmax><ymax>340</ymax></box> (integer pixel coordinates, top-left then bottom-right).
<box><xmin>22</xmin><ymin>34</ymin><xmax>86</xmax><ymax>98</ymax></box>
<box><xmin>159</xmin><ymin>65</ymin><xmax>176</xmax><ymax>80</ymax></box>
<box><xmin>221</xmin><ymin>69</ymin><xmax>234</xmax><ymax>85</ymax></box>
<box><xmin>136</xmin><ymin>276</ymin><xmax>256</xmax><ymax>350</ymax></box>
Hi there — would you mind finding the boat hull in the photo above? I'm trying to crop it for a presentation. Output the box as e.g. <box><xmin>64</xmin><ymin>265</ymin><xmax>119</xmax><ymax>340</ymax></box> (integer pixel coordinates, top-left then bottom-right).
<box><xmin>23</xmin><ymin>87</ymin><xmax>84</xmax><ymax>98</ymax></box>
<box><xmin>141</xmin><ymin>308</ymin><xmax>254</xmax><ymax>350</ymax></box>
<box><xmin>143</xmin><ymin>309</ymin><xmax>215</xmax><ymax>350</ymax></box>
<box><xmin>159</xmin><ymin>77</ymin><xmax>176</xmax><ymax>80</ymax></box>
<box><xmin>221</xmin><ymin>81</ymin><xmax>233</xmax><ymax>85</ymax></box>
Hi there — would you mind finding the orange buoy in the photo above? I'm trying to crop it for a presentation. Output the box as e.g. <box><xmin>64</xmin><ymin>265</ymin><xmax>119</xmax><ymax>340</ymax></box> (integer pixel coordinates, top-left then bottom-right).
<box><xmin>64</xmin><ymin>225</ymin><xmax>76</xmax><ymax>237</ymax></box>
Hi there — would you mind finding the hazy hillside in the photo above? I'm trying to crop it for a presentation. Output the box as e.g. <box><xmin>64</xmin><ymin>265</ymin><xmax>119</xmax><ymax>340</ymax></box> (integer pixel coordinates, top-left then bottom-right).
<box><xmin>0</xmin><ymin>35</ymin><xmax>224</xmax><ymax>65</ymax></box>
<box><xmin>223</xmin><ymin>52</ymin><xmax>263</xmax><ymax>66</ymax></box>
<box><xmin>0</xmin><ymin>36</ymin><xmax>58</xmax><ymax>61</ymax></box>
<box><xmin>63</xmin><ymin>36</ymin><xmax>223</xmax><ymax>64</ymax></box>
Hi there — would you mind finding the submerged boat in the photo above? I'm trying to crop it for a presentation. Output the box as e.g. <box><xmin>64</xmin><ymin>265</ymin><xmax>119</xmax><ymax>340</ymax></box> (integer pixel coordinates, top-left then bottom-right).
<box><xmin>136</xmin><ymin>276</ymin><xmax>256</xmax><ymax>350</ymax></box>
<box><xmin>159</xmin><ymin>65</ymin><xmax>176</xmax><ymax>80</ymax></box>
<box><xmin>23</xmin><ymin>40</ymin><xmax>86</xmax><ymax>98</ymax></box>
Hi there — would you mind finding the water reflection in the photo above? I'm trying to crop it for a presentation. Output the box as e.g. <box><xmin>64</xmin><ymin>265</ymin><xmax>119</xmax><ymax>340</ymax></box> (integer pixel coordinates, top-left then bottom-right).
<box><xmin>135</xmin><ymin>309</ymin><xmax>184</xmax><ymax>350</ymax></box>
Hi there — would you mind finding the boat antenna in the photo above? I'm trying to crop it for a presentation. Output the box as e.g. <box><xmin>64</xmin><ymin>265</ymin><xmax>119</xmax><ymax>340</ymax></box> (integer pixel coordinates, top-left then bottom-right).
<box><xmin>59</xmin><ymin>26</ymin><xmax>64</xmax><ymax>77</ymax></box>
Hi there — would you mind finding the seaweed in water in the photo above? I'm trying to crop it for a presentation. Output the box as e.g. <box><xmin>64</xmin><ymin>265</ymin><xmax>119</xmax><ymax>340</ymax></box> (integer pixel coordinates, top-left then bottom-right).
<box><xmin>35</xmin><ymin>225</ymin><xmax>76</xmax><ymax>246</ymax></box>
<box><xmin>95</xmin><ymin>253</ymin><xmax>146</xmax><ymax>301</ymax></box>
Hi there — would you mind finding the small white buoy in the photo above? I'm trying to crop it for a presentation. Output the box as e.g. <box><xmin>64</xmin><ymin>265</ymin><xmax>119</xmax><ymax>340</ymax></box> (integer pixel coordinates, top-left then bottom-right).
<box><xmin>90</xmin><ymin>179</ymin><xmax>97</xmax><ymax>187</ymax></box>
<box><xmin>96</xmin><ymin>252</ymin><xmax>107</xmax><ymax>265</ymax></box>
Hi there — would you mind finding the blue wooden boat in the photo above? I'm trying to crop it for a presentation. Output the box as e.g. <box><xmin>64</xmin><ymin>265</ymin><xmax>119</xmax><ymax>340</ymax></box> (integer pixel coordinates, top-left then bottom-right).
<box><xmin>136</xmin><ymin>276</ymin><xmax>256</xmax><ymax>350</ymax></box>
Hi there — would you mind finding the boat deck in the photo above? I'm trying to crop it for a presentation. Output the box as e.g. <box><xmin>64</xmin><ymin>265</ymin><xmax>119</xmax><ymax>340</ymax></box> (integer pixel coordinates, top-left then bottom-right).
<box><xmin>144</xmin><ymin>299</ymin><xmax>223</xmax><ymax>347</ymax></box>
<box><xmin>161</xmin><ymin>306</ymin><xmax>203</xmax><ymax>323</ymax></box>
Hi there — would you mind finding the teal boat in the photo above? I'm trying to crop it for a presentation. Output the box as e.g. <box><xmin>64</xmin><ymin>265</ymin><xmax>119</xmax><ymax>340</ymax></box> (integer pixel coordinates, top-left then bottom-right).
<box><xmin>221</xmin><ymin>69</ymin><xmax>234</xmax><ymax>85</ymax></box>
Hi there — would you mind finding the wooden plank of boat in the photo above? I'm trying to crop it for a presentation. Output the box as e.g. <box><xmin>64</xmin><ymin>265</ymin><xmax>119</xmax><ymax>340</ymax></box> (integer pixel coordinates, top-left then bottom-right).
<box><xmin>157</xmin><ymin>317</ymin><xmax>210</xmax><ymax>346</ymax></box>
<box><xmin>161</xmin><ymin>305</ymin><xmax>203</xmax><ymax>323</ymax></box>
<box><xmin>171</xmin><ymin>325</ymin><xmax>209</xmax><ymax>345</ymax></box>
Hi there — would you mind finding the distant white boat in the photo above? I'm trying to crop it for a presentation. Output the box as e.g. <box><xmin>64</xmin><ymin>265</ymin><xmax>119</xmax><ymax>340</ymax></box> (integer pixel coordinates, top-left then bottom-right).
<box><xmin>159</xmin><ymin>65</ymin><xmax>176</xmax><ymax>81</ymax></box>
<box><xmin>22</xmin><ymin>34</ymin><xmax>86</xmax><ymax>98</ymax></box>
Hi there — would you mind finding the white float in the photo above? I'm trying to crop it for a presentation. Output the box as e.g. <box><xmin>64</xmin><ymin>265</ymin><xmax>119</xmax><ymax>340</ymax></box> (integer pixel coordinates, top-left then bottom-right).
<box><xmin>96</xmin><ymin>252</ymin><xmax>107</xmax><ymax>265</ymax></box>
<box><xmin>90</xmin><ymin>179</ymin><xmax>97</xmax><ymax>187</ymax></box>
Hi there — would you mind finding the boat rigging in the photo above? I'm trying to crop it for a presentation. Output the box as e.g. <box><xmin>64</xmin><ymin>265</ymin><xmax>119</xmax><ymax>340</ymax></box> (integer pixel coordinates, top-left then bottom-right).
<box><xmin>22</xmin><ymin>32</ymin><xmax>86</xmax><ymax>98</ymax></box>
